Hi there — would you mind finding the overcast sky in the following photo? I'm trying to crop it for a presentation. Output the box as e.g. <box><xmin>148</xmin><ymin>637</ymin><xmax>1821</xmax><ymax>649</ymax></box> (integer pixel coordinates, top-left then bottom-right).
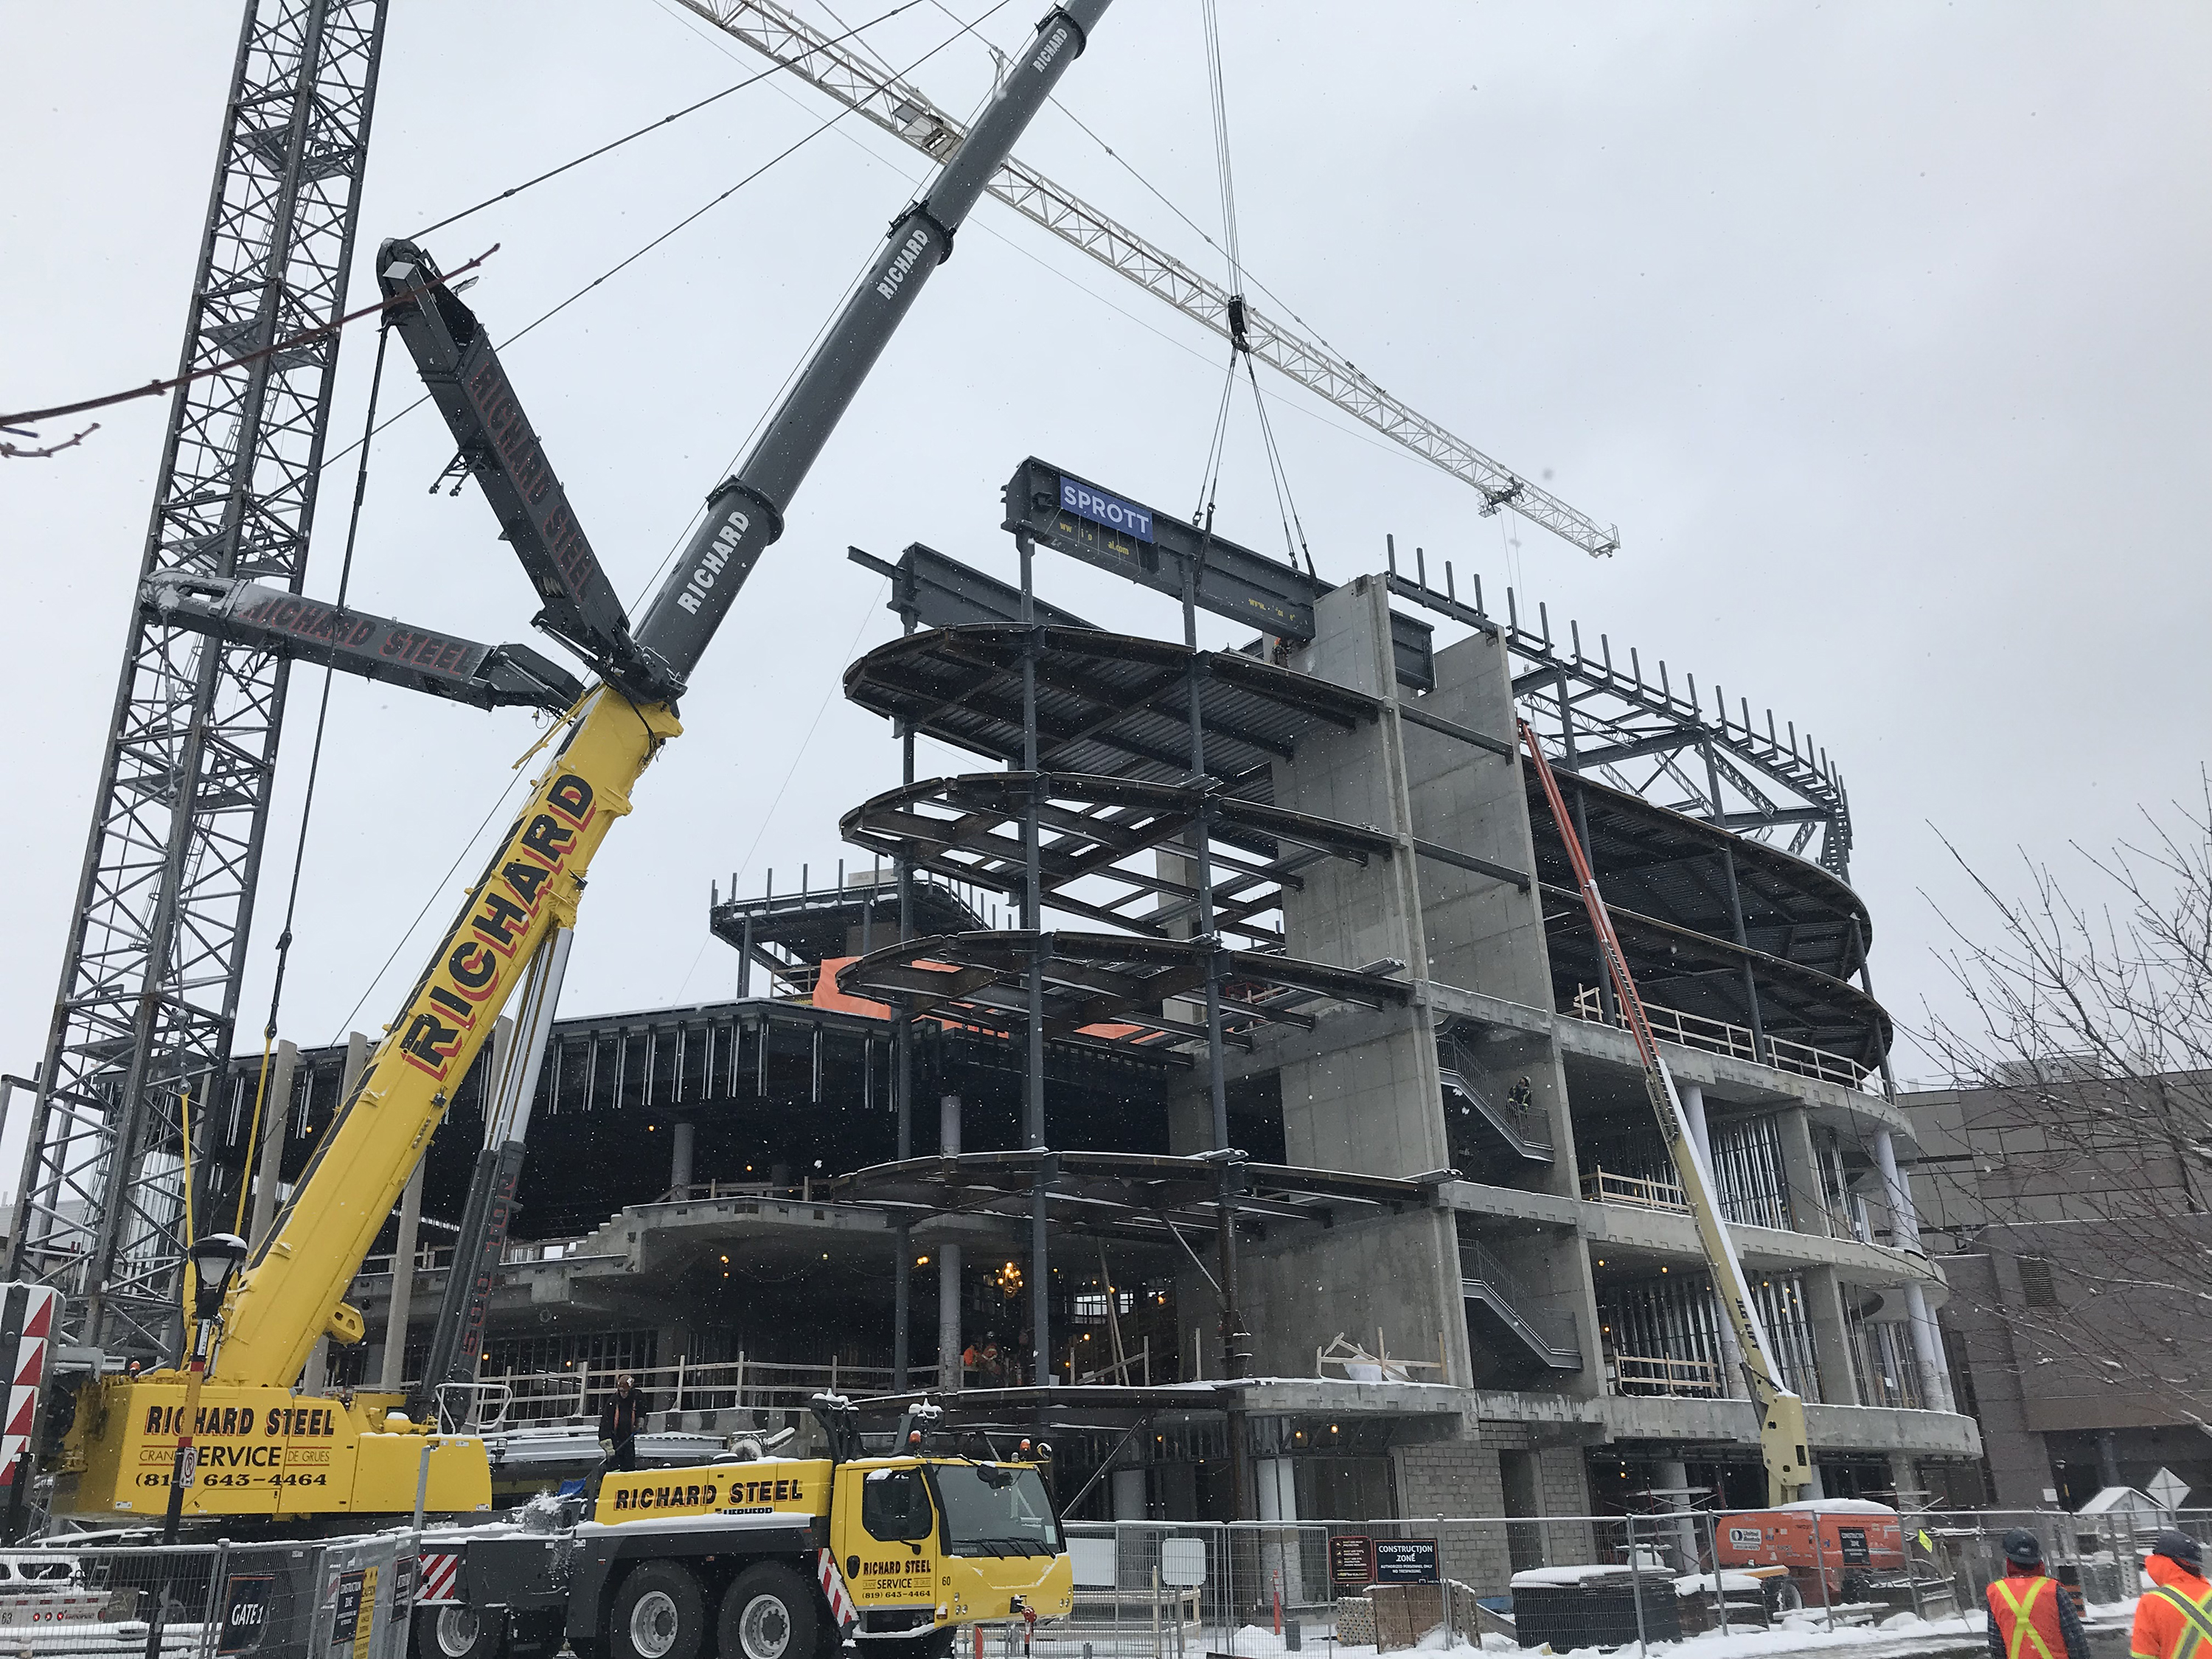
<box><xmin>1</xmin><ymin>1</ymin><xmax>2205</xmax><ymax>1184</ymax></box>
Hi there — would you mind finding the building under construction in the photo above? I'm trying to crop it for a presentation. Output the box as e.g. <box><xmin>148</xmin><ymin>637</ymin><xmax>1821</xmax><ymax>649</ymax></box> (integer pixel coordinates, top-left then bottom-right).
<box><xmin>0</xmin><ymin>0</ymin><xmax>1978</xmax><ymax>1565</ymax></box>
<box><xmin>189</xmin><ymin>457</ymin><xmax>1980</xmax><ymax>1536</ymax></box>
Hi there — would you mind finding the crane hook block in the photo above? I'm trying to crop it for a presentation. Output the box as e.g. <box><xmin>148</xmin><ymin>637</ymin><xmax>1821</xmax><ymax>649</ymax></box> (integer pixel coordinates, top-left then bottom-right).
<box><xmin>325</xmin><ymin>1302</ymin><xmax>366</xmax><ymax>1347</ymax></box>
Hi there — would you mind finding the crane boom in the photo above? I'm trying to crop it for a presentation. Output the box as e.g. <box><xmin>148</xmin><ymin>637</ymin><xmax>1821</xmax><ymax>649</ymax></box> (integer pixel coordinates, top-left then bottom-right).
<box><xmin>672</xmin><ymin>0</ymin><xmax>1621</xmax><ymax>559</ymax></box>
<box><xmin>1520</xmin><ymin>720</ymin><xmax>1812</xmax><ymax>1505</ymax></box>
<box><xmin>51</xmin><ymin>0</ymin><xmax>1115</xmax><ymax>1524</ymax></box>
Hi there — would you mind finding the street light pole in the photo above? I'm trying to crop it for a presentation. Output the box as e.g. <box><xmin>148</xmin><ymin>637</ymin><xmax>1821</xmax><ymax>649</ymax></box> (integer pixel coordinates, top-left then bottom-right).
<box><xmin>142</xmin><ymin>1232</ymin><xmax>247</xmax><ymax>1659</ymax></box>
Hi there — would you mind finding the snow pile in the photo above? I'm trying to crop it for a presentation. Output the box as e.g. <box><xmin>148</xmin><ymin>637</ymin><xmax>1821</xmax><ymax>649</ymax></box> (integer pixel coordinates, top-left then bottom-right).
<box><xmin>1512</xmin><ymin>1565</ymin><xmax>1638</xmax><ymax>1587</ymax></box>
<box><xmin>1764</xmin><ymin>1500</ymin><xmax>1899</xmax><ymax>1517</ymax></box>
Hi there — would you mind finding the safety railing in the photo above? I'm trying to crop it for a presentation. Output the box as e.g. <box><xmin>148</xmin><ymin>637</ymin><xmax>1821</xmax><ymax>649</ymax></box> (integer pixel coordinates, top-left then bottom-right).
<box><xmin>1436</xmin><ymin>1030</ymin><xmax>1554</xmax><ymax>1158</ymax></box>
<box><xmin>1580</xmin><ymin>1167</ymin><xmax>1689</xmax><ymax>1213</ymax></box>
<box><xmin>1568</xmin><ymin>987</ymin><xmax>1879</xmax><ymax>1094</ymax></box>
<box><xmin>1458</xmin><ymin>1239</ymin><xmax>1582</xmax><ymax>1368</ymax></box>
<box><xmin>1072</xmin><ymin>1338</ymin><xmax>1154</xmax><ymax>1386</ymax></box>
<box><xmin>357</xmin><ymin>1234</ymin><xmax>590</xmax><ymax>1281</ymax></box>
<box><xmin>415</xmin><ymin>1354</ymin><xmax>903</xmax><ymax>1430</ymax></box>
<box><xmin>653</xmin><ymin>1180</ymin><xmax>782</xmax><ymax>1203</ymax></box>
<box><xmin>1609</xmin><ymin>1352</ymin><xmax>1723</xmax><ymax>1397</ymax></box>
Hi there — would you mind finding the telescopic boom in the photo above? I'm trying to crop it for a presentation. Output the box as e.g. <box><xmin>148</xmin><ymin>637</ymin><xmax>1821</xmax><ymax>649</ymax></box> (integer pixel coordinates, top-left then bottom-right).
<box><xmin>1520</xmin><ymin>720</ymin><xmax>1813</xmax><ymax>1506</ymax></box>
<box><xmin>204</xmin><ymin>0</ymin><xmax>1113</xmax><ymax>1396</ymax></box>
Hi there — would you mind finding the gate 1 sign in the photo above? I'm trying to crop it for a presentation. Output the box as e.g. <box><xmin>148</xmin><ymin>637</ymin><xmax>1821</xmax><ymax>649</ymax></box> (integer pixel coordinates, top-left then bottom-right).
<box><xmin>1330</xmin><ymin>1535</ymin><xmax>1377</xmax><ymax>1591</ymax></box>
<box><xmin>219</xmin><ymin>1575</ymin><xmax>274</xmax><ymax>1655</ymax></box>
<box><xmin>1374</xmin><ymin>1540</ymin><xmax>1440</xmax><ymax>1585</ymax></box>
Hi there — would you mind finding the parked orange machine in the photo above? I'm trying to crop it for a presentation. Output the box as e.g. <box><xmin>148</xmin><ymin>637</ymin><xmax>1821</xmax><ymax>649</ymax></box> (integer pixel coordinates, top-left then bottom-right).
<box><xmin>1716</xmin><ymin>1501</ymin><xmax>1905</xmax><ymax>1600</ymax></box>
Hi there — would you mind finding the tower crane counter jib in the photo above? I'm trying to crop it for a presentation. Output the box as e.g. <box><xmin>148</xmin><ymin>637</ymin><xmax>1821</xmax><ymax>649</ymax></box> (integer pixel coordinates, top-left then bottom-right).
<box><xmin>52</xmin><ymin>0</ymin><xmax>1114</xmax><ymax>1528</ymax></box>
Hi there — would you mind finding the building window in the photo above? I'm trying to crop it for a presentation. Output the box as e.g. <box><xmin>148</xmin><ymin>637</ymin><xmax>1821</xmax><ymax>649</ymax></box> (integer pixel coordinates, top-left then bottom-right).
<box><xmin>1073</xmin><ymin>1290</ymin><xmax>1134</xmax><ymax>1324</ymax></box>
<box><xmin>2017</xmin><ymin>1255</ymin><xmax>2058</xmax><ymax>1307</ymax></box>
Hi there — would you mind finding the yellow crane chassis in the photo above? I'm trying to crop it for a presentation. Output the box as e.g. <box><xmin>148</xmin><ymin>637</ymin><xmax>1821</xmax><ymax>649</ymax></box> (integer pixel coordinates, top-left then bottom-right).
<box><xmin>55</xmin><ymin>1374</ymin><xmax>489</xmax><ymax>1522</ymax></box>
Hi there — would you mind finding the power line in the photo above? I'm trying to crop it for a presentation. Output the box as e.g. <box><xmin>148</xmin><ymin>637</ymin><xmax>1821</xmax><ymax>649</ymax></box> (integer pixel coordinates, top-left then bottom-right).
<box><xmin>410</xmin><ymin>0</ymin><xmax>922</xmax><ymax>240</ymax></box>
<box><xmin>317</xmin><ymin>0</ymin><xmax>1018</xmax><ymax>479</ymax></box>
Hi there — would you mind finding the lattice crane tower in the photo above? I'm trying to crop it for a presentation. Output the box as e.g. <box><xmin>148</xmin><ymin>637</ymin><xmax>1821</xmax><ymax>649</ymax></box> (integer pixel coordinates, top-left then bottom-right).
<box><xmin>8</xmin><ymin>0</ymin><xmax>389</xmax><ymax>1361</ymax></box>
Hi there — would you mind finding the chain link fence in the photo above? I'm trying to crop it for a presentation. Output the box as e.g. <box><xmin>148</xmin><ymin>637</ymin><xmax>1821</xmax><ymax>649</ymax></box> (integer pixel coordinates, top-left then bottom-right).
<box><xmin>0</xmin><ymin>1534</ymin><xmax>416</xmax><ymax>1659</ymax></box>
<box><xmin>1040</xmin><ymin>1510</ymin><xmax>2212</xmax><ymax>1659</ymax></box>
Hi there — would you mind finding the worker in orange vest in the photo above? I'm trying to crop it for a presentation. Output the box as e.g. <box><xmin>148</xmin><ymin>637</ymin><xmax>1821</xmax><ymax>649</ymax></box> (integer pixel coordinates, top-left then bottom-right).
<box><xmin>2132</xmin><ymin>1531</ymin><xmax>2212</xmax><ymax>1659</ymax></box>
<box><xmin>1987</xmin><ymin>1529</ymin><xmax>2090</xmax><ymax>1659</ymax></box>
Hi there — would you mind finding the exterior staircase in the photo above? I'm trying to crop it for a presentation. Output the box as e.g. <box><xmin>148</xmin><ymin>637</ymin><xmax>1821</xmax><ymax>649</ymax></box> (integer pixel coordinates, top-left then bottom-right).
<box><xmin>1460</xmin><ymin>1237</ymin><xmax>1582</xmax><ymax>1374</ymax></box>
<box><xmin>1438</xmin><ymin>1029</ymin><xmax>1554</xmax><ymax>1164</ymax></box>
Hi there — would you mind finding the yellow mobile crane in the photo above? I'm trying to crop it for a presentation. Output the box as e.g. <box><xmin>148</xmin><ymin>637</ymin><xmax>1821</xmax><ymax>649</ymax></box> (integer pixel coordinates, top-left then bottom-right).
<box><xmin>52</xmin><ymin>0</ymin><xmax>1113</xmax><ymax>1534</ymax></box>
<box><xmin>1520</xmin><ymin>722</ymin><xmax>1814</xmax><ymax>1506</ymax></box>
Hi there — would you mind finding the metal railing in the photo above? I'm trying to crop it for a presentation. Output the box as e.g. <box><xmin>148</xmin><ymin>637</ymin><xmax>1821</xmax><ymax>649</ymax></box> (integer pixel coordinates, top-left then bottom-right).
<box><xmin>2</xmin><ymin>1535</ymin><xmax>415</xmax><ymax>1659</ymax></box>
<box><xmin>1437</xmin><ymin>1032</ymin><xmax>1554</xmax><ymax>1158</ymax></box>
<box><xmin>418</xmin><ymin>1354</ymin><xmax>903</xmax><ymax>1431</ymax></box>
<box><xmin>358</xmin><ymin>1234</ymin><xmax>591</xmax><ymax>1281</ymax></box>
<box><xmin>1569</xmin><ymin>986</ymin><xmax>1878</xmax><ymax>1093</ymax></box>
<box><xmin>1458</xmin><ymin>1239</ymin><xmax>1582</xmax><ymax>1367</ymax></box>
<box><xmin>1581</xmin><ymin>1167</ymin><xmax>1689</xmax><ymax>1213</ymax></box>
<box><xmin>1609</xmin><ymin>1352</ymin><xmax>1722</xmax><ymax>1397</ymax></box>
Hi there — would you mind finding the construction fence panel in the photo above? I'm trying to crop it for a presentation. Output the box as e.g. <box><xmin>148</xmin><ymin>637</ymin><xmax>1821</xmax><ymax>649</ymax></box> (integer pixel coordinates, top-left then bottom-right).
<box><xmin>1918</xmin><ymin>1507</ymin><xmax>2212</xmax><ymax>1616</ymax></box>
<box><xmin>0</xmin><ymin>1534</ymin><xmax>420</xmax><ymax>1659</ymax></box>
<box><xmin>1045</xmin><ymin>1508</ymin><xmax>2212</xmax><ymax>1656</ymax></box>
<box><xmin>1051</xmin><ymin>1518</ymin><xmax>1710</xmax><ymax>1658</ymax></box>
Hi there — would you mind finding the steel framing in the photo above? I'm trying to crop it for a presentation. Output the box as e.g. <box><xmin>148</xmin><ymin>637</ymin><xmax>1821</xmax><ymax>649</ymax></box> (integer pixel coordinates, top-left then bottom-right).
<box><xmin>1383</xmin><ymin>554</ymin><xmax>1855</xmax><ymax>877</ymax></box>
<box><xmin>9</xmin><ymin>0</ymin><xmax>388</xmax><ymax>1360</ymax></box>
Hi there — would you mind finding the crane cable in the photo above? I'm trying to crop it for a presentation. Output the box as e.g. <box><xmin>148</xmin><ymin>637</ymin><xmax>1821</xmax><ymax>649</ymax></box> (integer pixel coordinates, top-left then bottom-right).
<box><xmin>1189</xmin><ymin>0</ymin><xmax>1315</xmax><ymax>579</ymax></box>
<box><xmin>1188</xmin><ymin>0</ymin><xmax>1242</xmax><ymax>537</ymax></box>
<box><xmin>232</xmin><ymin>317</ymin><xmax>395</xmax><ymax>1236</ymax></box>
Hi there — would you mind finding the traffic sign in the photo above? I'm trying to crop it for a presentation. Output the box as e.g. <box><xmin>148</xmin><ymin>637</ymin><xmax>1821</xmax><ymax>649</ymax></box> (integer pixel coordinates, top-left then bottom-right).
<box><xmin>2148</xmin><ymin>1467</ymin><xmax>2191</xmax><ymax>1512</ymax></box>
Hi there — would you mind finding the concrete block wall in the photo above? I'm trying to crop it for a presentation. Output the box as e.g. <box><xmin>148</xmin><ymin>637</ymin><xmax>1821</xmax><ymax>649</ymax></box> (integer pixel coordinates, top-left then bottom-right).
<box><xmin>1391</xmin><ymin>1428</ymin><xmax>1513</xmax><ymax>1596</ymax></box>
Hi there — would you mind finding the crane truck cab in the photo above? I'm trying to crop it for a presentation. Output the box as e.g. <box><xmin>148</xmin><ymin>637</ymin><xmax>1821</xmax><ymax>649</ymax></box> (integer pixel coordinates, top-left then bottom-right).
<box><xmin>428</xmin><ymin>1401</ymin><xmax>1073</xmax><ymax>1659</ymax></box>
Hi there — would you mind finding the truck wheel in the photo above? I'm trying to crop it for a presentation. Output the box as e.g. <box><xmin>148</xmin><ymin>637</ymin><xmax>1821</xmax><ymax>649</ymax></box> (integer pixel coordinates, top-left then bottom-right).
<box><xmin>611</xmin><ymin>1562</ymin><xmax>708</xmax><ymax>1659</ymax></box>
<box><xmin>416</xmin><ymin>1605</ymin><xmax>505</xmax><ymax>1659</ymax></box>
<box><xmin>717</xmin><ymin>1563</ymin><xmax>818</xmax><ymax>1659</ymax></box>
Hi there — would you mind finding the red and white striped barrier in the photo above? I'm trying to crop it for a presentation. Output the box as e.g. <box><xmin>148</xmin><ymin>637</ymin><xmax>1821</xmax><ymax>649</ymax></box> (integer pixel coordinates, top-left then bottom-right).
<box><xmin>417</xmin><ymin>1552</ymin><xmax>462</xmax><ymax>1605</ymax></box>
<box><xmin>816</xmin><ymin>1549</ymin><xmax>858</xmax><ymax>1632</ymax></box>
<box><xmin>0</xmin><ymin>1285</ymin><xmax>60</xmax><ymax>1483</ymax></box>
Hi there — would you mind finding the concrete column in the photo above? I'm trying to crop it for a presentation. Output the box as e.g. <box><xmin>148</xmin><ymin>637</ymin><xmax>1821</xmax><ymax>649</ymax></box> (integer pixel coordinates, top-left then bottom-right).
<box><xmin>1652</xmin><ymin>1458</ymin><xmax>1697</xmax><ymax>1567</ymax></box>
<box><xmin>939</xmin><ymin>1095</ymin><xmax>961</xmax><ymax>1390</ymax></box>
<box><xmin>1903</xmin><ymin>1284</ymin><xmax>1956</xmax><ymax>1413</ymax></box>
<box><xmin>377</xmin><ymin>1159</ymin><xmax>425</xmax><ymax>1394</ymax></box>
<box><xmin>1255</xmin><ymin>1457</ymin><xmax>1304</xmax><ymax>1603</ymax></box>
<box><xmin>1680</xmin><ymin>1082</ymin><xmax>1715</xmax><ymax>1179</ymax></box>
<box><xmin>2097</xmin><ymin>1430</ymin><xmax>2123</xmax><ymax>1491</ymax></box>
<box><xmin>1872</xmin><ymin>1130</ymin><xmax>1920</xmax><ymax>1251</ymax></box>
<box><xmin>1110</xmin><ymin>1467</ymin><xmax>1147</xmax><ymax>1520</ymax></box>
<box><xmin>1874</xmin><ymin>1127</ymin><xmax>1956</xmax><ymax>1412</ymax></box>
<box><xmin>248</xmin><ymin>1040</ymin><xmax>298</xmax><ymax>1251</ymax></box>
<box><xmin>669</xmin><ymin>1121</ymin><xmax>695</xmax><ymax>1197</ymax></box>
<box><xmin>1774</xmin><ymin>1107</ymin><xmax>1827</xmax><ymax>1237</ymax></box>
<box><xmin>1679</xmin><ymin>1085</ymin><xmax>1746</xmax><ymax>1396</ymax></box>
<box><xmin>1888</xmin><ymin>1453</ymin><xmax>1921</xmax><ymax>1508</ymax></box>
<box><xmin>1801</xmin><ymin>1267</ymin><xmax>1858</xmax><ymax>1405</ymax></box>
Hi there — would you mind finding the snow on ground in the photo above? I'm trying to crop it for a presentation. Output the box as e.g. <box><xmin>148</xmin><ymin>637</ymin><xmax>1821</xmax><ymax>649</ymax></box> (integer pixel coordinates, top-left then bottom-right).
<box><xmin>1169</xmin><ymin>1610</ymin><xmax>1990</xmax><ymax>1659</ymax></box>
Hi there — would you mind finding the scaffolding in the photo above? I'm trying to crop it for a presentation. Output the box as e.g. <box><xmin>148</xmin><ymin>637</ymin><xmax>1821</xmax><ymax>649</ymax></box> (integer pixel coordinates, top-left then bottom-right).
<box><xmin>9</xmin><ymin>0</ymin><xmax>388</xmax><ymax>1360</ymax></box>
